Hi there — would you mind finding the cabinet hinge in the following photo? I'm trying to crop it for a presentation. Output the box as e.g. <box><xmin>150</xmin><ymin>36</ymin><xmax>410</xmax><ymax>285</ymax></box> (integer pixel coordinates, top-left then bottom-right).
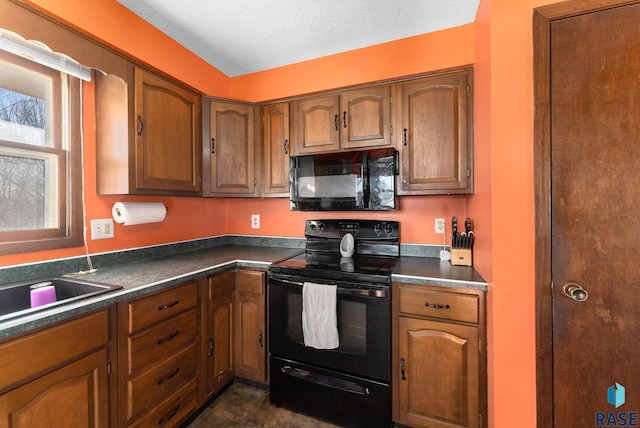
<box><xmin>467</xmin><ymin>168</ymin><xmax>471</xmax><ymax>177</ymax></box>
<box><xmin>107</xmin><ymin>359</ymin><xmax>111</xmax><ymax>375</ymax></box>
<box><xmin>478</xmin><ymin>338</ymin><xmax>482</xmax><ymax>353</ymax></box>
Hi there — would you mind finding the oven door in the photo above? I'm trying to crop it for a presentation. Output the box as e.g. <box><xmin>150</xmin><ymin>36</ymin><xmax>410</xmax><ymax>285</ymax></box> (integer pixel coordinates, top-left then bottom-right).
<box><xmin>268</xmin><ymin>274</ymin><xmax>390</xmax><ymax>381</ymax></box>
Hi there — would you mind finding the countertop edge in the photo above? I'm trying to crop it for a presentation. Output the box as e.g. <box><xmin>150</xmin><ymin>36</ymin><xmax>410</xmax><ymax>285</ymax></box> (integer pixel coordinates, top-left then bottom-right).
<box><xmin>0</xmin><ymin>249</ymin><xmax>487</xmax><ymax>340</ymax></box>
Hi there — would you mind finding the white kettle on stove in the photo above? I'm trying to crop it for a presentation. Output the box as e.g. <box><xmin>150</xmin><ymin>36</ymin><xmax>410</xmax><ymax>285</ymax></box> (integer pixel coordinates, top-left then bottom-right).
<box><xmin>340</xmin><ymin>233</ymin><xmax>355</xmax><ymax>258</ymax></box>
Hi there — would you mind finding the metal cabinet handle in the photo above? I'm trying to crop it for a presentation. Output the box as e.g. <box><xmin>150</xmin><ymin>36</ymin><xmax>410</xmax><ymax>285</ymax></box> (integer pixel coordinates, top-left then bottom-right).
<box><xmin>259</xmin><ymin>329</ymin><xmax>264</xmax><ymax>348</ymax></box>
<box><xmin>284</xmin><ymin>139</ymin><xmax>288</xmax><ymax>155</ymax></box>
<box><xmin>562</xmin><ymin>282</ymin><xmax>589</xmax><ymax>302</ymax></box>
<box><xmin>157</xmin><ymin>367</ymin><xmax>179</xmax><ymax>385</ymax></box>
<box><xmin>157</xmin><ymin>405</ymin><xmax>180</xmax><ymax>425</ymax></box>
<box><xmin>343</xmin><ymin>111</ymin><xmax>347</xmax><ymax>128</ymax></box>
<box><xmin>403</xmin><ymin>128</ymin><xmax>408</xmax><ymax>146</ymax></box>
<box><xmin>400</xmin><ymin>357</ymin><xmax>406</xmax><ymax>380</ymax></box>
<box><xmin>425</xmin><ymin>302</ymin><xmax>451</xmax><ymax>310</ymax></box>
<box><xmin>157</xmin><ymin>330</ymin><xmax>179</xmax><ymax>345</ymax></box>
<box><xmin>211</xmin><ymin>138</ymin><xmax>215</xmax><ymax>154</ymax></box>
<box><xmin>208</xmin><ymin>337</ymin><xmax>214</xmax><ymax>357</ymax></box>
<box><xmin>334</xmin><ymin>114</ymin><xmax>338</xmax><ymax>131</ymax></box>
<box><xmin>157</xmin><ymin>299</ymin><xmax>179</xmax><ymax>311</ymax></box>
<box><xmin>136</xmin><ymin>115</ymin><xmax>144</xmax><ymax>136</ymax></box>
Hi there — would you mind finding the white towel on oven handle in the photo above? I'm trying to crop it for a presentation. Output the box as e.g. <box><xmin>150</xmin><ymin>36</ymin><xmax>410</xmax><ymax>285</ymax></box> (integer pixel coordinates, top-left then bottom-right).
<box><xmin>302</xmin><ymin>282</ymin><xmax>339</xmax><ymax>349</ymax></box>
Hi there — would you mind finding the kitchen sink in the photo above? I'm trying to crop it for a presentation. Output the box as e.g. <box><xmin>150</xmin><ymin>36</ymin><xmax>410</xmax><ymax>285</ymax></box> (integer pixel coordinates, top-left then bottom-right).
<box><xmin>0</xmin><ymin>277</ymin><xmax>123</xmax><ymax>322</ymax></box>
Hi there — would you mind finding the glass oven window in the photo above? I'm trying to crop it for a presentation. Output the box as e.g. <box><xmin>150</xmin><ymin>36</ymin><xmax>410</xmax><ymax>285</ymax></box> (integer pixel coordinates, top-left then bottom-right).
<box><xmin>284</xmin><ymin>289</ymin><xmax>367</xmax><ymax>355</ymax></box>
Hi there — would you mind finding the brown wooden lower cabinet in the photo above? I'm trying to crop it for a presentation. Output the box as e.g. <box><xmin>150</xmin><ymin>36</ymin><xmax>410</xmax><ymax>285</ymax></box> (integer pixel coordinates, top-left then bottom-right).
<box><xmin>0</xmin><ymin>309</ymin><xmax>115</xmax><ymax>427</ymax></box>
<box><xmin>199</xmin><ymin>268</ymin><xmax>267</xmax><ymax>403</ymax></box>
<box><xmin>0</xmin><ymin>268</ymin><xmax>272</xmax><ymax>426</ymax></box>
<box><xmin>199</xmin><ymin>270</ymin><xmax>235</xmax><ymax>403</ymax></box>
<box><xmin>118</xmin><ymin>280</ymin><xmax>201</xmax><ymax>427</ymax></box>
<box><xmin>392</xmin><ymin>282</ymin><xmax>486</xmax><ymax>428</ymax></box>
<box><xmin>234</xmin><ymin>270</ymin><xmax>266</xmax><ymax>382</ymax></box>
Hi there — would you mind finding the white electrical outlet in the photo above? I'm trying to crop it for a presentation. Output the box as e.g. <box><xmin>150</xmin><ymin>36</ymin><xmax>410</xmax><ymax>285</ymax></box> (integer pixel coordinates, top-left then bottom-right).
<box><xmin>91</xmin><ymin>219</ymin><xmax>115</xmax><ymax>240</ymax></box>
<box><xmin>435</xmin><ymin>217</ymin><xmax>446</xmax><ymax>234</ymax></box>
<box><xmin>251</xmin><ymin>214</ymin><xmax>260</xmax><ymax>229</ymax></box>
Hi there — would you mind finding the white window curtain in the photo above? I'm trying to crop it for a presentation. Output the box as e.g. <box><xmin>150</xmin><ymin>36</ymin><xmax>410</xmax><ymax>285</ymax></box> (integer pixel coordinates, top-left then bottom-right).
<box><xmin>0</xmin><ymin>28</ymin><xmax>92</xmax><ymax>81</ymax></box>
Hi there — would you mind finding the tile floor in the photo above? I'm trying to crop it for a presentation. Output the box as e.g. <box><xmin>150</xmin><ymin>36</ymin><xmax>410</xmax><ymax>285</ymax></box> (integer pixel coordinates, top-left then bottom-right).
<box><xmin>183</xmin><ymin>382</ymin><xmax>340</xmax><ymax>428</ymax></box>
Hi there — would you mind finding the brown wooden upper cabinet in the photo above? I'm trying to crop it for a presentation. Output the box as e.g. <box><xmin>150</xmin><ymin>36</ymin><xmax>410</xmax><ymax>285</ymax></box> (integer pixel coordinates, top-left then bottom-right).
<box><xmin>96</xmin><ymin>66</ymin><xmax>201</xmax><ymax>196</ymax></box>
<box><xmin>261</xmin><ymin>103</ymin><xmax>290</xmax><ymax>197</ymax></box>
<box><xmin>291</xmin><ymin>85</ymin><xmax>393</xmax><ymax>155</ymax></box>
<box><xmin>202</xmin><ymin>99</ymin><xmax>260</xmax><ymax>196</ymax></box>
<box><xmin>397</xmin><ymin>69</ymin><xmax>473</xmax><ymax>195</ymax></box>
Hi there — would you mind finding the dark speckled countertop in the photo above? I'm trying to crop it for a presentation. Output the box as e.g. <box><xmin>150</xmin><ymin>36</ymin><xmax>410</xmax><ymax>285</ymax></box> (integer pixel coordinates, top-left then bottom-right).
<box><xmin>0</xmin><ymin>242</ymin><xmax>487</xmax><ymax>340</ymax></box>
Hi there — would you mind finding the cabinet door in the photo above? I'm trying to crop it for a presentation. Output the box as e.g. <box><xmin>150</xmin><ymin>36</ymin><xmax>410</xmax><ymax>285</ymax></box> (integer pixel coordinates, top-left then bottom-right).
<box><xmin>134</xmin><ymin>67</ymin><xmax>201</xmax><ymax>194</ymax></box>
<box><xmin>395</xmin><ymin>317</ymin><xmax>479</xmax><ymax>428</ymax></box>
<box><xmin>341</xmin><ymin>86</ymin><xmax>392</xmax><ymax>149</ymax></box>
<box><xmin>0</xmin><ymin>349</ymin><xmax>110</xmax><ymax>428</ymax></box>
<box><xmin>292</xmin><ymin>95</ymin><xmax>340</xmax><ymax>154</ymax></box>
<box><xmin>398</xmin><ymin>69</ymin><xmax>473</xmax><ymax>195</ymax></box>
<box><xmin>201</xmin><ymin>271</ymin><xmax>235</xmax><ymax>402</ymax></box>
<box><xmin>204</xmin><ymin>100</ymin><xmax>258</xmax><ymax>195</ymax></box>
<box><xmin>261</xmin><ymin>103</ymin><xmax>290</xmax><ymax>197</ymax></box>
<box><xmin>234</xmin><ymin>270</ymin><xmax>266</xmax><ymax>382</ymax></box>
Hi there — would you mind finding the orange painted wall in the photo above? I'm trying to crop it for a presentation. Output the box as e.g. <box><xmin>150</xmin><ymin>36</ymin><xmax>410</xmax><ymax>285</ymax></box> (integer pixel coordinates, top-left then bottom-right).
<box><xmin>0</xmin><ymin>0</ymin><xmax>568</xmax><ymax>427</ymax></box>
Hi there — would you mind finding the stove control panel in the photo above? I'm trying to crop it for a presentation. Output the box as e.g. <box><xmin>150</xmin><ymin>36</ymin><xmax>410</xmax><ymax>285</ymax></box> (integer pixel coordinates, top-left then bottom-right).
<box><xmin>305</xmin><ymin>219</ymin><xmax>398</xmax><ymax>240</ymax></box>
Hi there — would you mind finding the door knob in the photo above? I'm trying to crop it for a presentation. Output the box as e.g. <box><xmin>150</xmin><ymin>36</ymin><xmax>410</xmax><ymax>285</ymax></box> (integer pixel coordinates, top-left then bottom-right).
<box><xmin>562</xmin><ymin>282</ymin><xmax>589</xmax><ymax>302</ymax></box>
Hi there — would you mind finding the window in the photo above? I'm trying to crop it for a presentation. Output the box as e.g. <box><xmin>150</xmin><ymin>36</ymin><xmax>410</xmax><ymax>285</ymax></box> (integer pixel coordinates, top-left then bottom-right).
<box><xmin>0</xmin><ymin>49</ymin><xmax>83</xmax><ymax>255</ymax></box>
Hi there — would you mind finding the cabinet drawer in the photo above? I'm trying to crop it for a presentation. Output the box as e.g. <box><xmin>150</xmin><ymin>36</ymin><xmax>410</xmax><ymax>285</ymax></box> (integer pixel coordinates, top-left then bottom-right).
<box><xmin>397</xmin><ymin>286</ymin><xmax>478</xmax><ymax>324</ymax></box>
<box><xmin>235</xmin><ymin>270</ymin><xmax>264</xmax><ymax>294</ymax></box>
<box><xmin>128</xmin><ymin>308</ymin><xmax>197</xmax><ymax>375</ymax></box>
<box><xmin>127</xmin><ymin>281</ymin><xmax>198</xmax><ymax>333</ymax></box>
<box><xmin>130</xmin><ymin>379</ymin><xmax>197</xmax><ymax>428</ymax></box>
<box><xmin>127</xmin><ymin>344</ymin><xmax>197</xmax><ymax>419</ymax></box>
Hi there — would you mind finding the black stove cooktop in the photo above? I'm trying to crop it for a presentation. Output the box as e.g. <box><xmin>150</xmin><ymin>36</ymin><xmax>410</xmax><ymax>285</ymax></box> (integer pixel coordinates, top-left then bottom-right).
<box><xmin>269</xmin><ymin>252</ymin><xmax>397</xmax><ymax>285</ymax></box>
<box><xmin>269</xmin><ymin>219</ymin><xmax>400</xmax><ymax>285</ymax></box>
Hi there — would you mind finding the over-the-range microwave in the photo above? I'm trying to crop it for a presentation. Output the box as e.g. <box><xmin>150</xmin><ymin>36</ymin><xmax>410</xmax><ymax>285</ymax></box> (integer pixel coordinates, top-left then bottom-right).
<box><xmin>289</xmin><ymin>148</ymin><xmax>398</xmax><ymax>211</ymax></box>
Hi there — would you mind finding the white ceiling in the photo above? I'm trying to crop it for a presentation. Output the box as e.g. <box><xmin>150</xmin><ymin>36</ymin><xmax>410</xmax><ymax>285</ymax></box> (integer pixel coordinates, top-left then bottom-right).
<box><xmin>116</xmin><ymin>0</ymin><xmax>480</xmax><ymax>77</ymax></box>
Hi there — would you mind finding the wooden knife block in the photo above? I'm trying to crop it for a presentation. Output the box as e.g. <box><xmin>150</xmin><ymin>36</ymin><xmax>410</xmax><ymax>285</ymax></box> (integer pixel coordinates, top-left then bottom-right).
<box><xmin>451</xmin><ymin>248</ymin><xmax>472</xmax><ymax>266</ymax></box>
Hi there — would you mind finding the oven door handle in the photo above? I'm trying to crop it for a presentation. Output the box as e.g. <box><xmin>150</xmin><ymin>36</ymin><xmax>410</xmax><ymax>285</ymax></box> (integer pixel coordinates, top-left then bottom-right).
<box><xmin>281</xmin><ymin>366</ymin><xmax>371</xmax><ymax>396</ymax></box>
<box><xmin>270</xmin><ymin>277</ymin><xmax>388</xmax><ymax>298</ymax></box>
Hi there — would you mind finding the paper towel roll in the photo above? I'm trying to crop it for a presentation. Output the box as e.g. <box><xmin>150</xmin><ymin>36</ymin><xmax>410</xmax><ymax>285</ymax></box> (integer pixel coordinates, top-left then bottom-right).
<box><xmin>112</xmin><ymin>202</ymin><xmax>166</xmax><ymax>226</ymax></box>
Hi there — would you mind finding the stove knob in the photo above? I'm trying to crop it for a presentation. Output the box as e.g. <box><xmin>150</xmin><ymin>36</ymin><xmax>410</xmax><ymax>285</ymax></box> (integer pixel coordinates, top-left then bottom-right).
<box><xmin>374</xmin><ymin>223</ymin><xmax>383</xmax><ymax>235</ymax></box>
<box><xmin>309</xmin><ymin>223</ymin><xmax>316</xmax><ymax>231</ymax></box>
<box><xmin>318</xmin><ymin>222</ymin><xmax>325</xmax><ymax>232</ymax></box>
<box><xmin>384</xmin><ymin>223</ymin><xmax>394</xmax><ymax>234</ymax></box>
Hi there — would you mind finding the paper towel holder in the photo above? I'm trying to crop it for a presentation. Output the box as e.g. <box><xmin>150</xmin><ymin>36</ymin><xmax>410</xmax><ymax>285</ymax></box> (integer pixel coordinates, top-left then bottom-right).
<box><xmin>113</xmin><ymin>204</ymin><xmax>168</xmax><ymax>217</ymax></box>
<box><xmin>112</xmin><ymin>201</ymin><xmax>168</xmax><ymax>226</ymax></box>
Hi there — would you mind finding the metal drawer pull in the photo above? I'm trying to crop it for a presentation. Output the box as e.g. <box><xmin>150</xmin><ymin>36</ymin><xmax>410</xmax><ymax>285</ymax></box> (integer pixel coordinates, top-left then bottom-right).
<box><xmin>157</xmin><ymin>330</ymin><xmax>179</xmax><ymax>345</ymax></box>
<box><xmin>259</xmin><ymin>329</ymin><xmax>264</xmax><ymax>347</ymax></box>
<box><xmin>157</xmin><ymin>405</ymin><xmax>180</xmax><ymax>425</ymax></box>
<box><xmin>157</xmin><ymin>299</ymin><xmax>180</xmax><ymax>311</ymax></box>
<box><xmin>334</xmin><ymin>114</ymin><xmax>339</xmax><ymax>131</ymax></box>
<box><xmin>136</xmin><ymin>115</ymin><xmax>144</xmax><ymax>136</ymax></box>
<box><xmin>425</xmin><ymin>302</ymin><xmax>450</xmax><ymax>310</ymax></box>
<box><xmin>343</xmin><ymin>111</ymin><xmax>347</xmax><ymax>128</ymax></box>
<box><xmin>157</xmin><ymin>367</ymin><xmax>179</xmax><ymax>385</ymax></box>
<box><xmin>400</xmin><ymin>357</ymin><xmax>406</xmax><ymax>380</ymax></box>
<box><xmin>281</xmin><ymin>366</ymin><xmax>370</xmax><ymax>396</ymax></box>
